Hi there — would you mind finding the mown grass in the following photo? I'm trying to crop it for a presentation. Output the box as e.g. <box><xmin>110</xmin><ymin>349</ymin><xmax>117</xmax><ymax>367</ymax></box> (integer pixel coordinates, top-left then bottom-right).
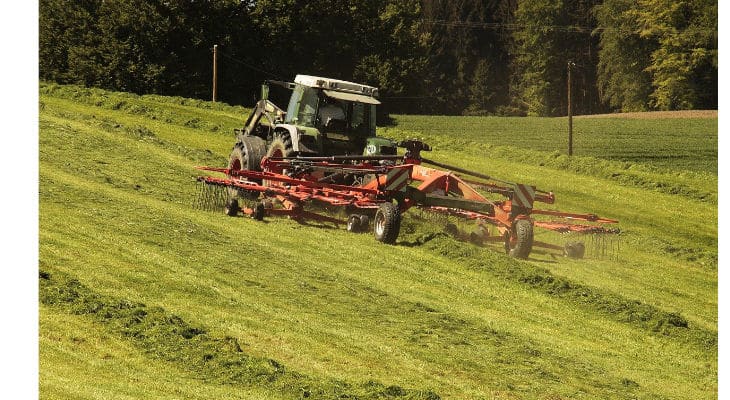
<box><xmin>39</xmin><ymin>83</ymin><xmax>717</xmax><ymax>399</ymax></box>
<box><xmin>40</xmin><ymin>305</ymin><xmax>291</xmax><ymax>400</ymax></box>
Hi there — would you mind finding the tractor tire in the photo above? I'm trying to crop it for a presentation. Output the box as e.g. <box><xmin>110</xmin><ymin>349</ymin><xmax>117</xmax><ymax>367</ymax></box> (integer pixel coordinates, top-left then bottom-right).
<box><xmin>224</xmin><ymin>198</ymin><xmax>239</xmax><ymax>217</ymax></box>
<box><xmin>266</xmin><ymin>131</ymin><xmax>294</xmax><ymax>159</ymax></box>
<box><xmin>509</xmin><ymin>219</ymin><xmax>534</xmax><ymax>259</ymax></box>
<box><xmin>229</xmin><ymin>136</ymin><xmax>267</xmax><ymax>172</ymax></box>
<box><xmin>228</xmin><ymin>136</ymin><xmax>267</xmax><ymax>196</ymax></box>
<box><xmin>373</xmin><ymin>203</ymin><xmax>401</xmax><ymax>244</ymax></box>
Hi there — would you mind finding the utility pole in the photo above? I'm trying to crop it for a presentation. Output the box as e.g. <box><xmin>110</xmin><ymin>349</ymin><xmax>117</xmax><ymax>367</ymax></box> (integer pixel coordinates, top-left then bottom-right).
<box><xmin>212</xmin><ymin>44</ymin><xmax>218</xmax><ymax>102</ymax></box>
<box><xmin>567</xmin><ymin>60</ymin><xmax>575</xmax><ymax>156</ymax></box>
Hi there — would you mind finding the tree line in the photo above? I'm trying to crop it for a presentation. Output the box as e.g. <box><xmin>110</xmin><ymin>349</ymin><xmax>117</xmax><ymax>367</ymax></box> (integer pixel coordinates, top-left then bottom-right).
<box><xmin>39</xmin><ymin>0</ymin><xmax>717</xmax><ymax>116</ymax></box>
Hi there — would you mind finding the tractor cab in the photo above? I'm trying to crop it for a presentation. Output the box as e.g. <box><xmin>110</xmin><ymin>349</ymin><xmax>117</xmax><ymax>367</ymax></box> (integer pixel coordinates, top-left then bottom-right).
<box><xmin>279</xmin><ymin>75</ymin><xmax>386</xmax><ymax>156</ymax></box>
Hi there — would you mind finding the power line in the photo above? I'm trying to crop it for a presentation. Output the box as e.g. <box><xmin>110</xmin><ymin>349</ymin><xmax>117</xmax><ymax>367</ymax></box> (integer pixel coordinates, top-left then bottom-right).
<box><xmin>419</xmin><ymin>19</ymin><xmax>717</xmax><ymax>35</ymax></box>
<box><xmin>421</xmin><ymin>18</ymin><xmax>600</xmax><ymax>33</ymax></box>
<box><xmin>215</xmin><ymin>48</ymin><xmax>284</xmax><ymax>80</ymax></box>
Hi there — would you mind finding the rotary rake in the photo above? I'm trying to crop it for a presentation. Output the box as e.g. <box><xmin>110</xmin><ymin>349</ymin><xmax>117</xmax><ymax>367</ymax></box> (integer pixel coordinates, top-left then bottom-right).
<box><xmin>195</xmin><ymin>140</ymin><xmax>619</xmax><ymax>259</ymax></box>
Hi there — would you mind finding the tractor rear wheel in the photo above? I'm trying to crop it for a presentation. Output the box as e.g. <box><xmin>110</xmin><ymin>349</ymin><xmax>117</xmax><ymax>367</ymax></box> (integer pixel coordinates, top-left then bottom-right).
<box><xmin>373</xmin><ymin>203</ymin><xmax>401</xmax><ymax>244</ymax></box>
<box><xmin>228</xmin><ymin>136</ymin><xmax>267</xmax><ymax>196</ymax></box>
<box><xmin>264</xmin><ymin>132</ymin><xmax>295</xmax><ymax>187</ymax></box>
<box><xmin>508</xmin><ymin>219</ymin><xmax>534</xmax><ymax>259</ymax></box>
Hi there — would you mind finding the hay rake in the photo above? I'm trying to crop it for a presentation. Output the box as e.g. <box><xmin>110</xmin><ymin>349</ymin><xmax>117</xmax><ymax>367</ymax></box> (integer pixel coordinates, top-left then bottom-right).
<box><xmin>195</xmin><ymin>140</ymin><xmax>619</xmax><ymax>259</ymax></box>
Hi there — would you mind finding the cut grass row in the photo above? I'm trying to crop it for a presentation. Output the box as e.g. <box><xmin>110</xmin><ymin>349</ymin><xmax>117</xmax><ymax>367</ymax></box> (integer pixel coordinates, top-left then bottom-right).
<box><xmin>41</xmin><ymin>269</ymin><xmax>437</xmax><ymax>400</ymax></box>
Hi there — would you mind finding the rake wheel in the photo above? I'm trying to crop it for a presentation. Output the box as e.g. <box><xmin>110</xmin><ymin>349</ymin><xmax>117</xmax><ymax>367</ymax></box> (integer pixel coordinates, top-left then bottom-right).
<box><xmin>347</xmin><ymin>215</ymin><xmax>361</xmax><ymax>233</ymax></box>
<box><xmin>252</xmin><ymin>202</ymin><xmax>265</xmax><ymax>221</ymax></box>
<box><xmin>224</xmin><ymin>198</ymin><xmax>239</xmax><ymax>217</ymax></box>
<box><xmin>347</xmin><ymin>214</ymin><xmax>370</xmax><ymax>233</ymax></box>
<box><xmin>508</xmin><ymin>219</ymin><xmax>534</xmax><ymax>259</ymax></box>
<box><xmin>373</xmin><ymin>203</ymin><xmax>401</xmax><ymax>244</ymax></box>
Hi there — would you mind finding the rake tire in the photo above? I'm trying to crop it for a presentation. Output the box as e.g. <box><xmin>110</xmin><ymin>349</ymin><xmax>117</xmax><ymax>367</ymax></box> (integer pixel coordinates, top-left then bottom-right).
<box><xmin>347</xmin><ymin>214</ymin><xmax>370</xmax><ymax>233</ymax></box>
<box><xmin>373</xmin><ymin>203</ymin><xmax>401</xmax><ymax>244</ymax></box>
<box><xmin>359</xmin><ymin>215</ymin><xmax>370</xmax><ymax>229</ymax></box>
<box><xmin>564</xmin><ymin>241</ymin><xmax>585</xmax><ymax>259</ymax></box>
<box><xmin>347</xmin><ymin>215</ymin><xmax>361</xmax><ymax>233</ymax></box>
<box><xmin>252</xmin><ymin>202</ymin><xmax>265</xmax><ymax>221</ymax></box>
<box><xmin>509</xmin><ymin>219</ymin><xmax>534</xmax><ymax>259</ymax></box>
<box><xmin>224</xmin><ymin>198</ymin><xmax>239</xmax><ymax>217</ymax></box>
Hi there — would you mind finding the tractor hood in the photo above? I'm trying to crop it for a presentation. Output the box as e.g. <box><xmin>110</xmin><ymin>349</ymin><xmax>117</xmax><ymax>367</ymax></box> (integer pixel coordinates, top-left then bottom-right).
<box><xmin>323</xmin><ymin>90</ymin><xmax>381</xmax><ymax>105</ymax></box>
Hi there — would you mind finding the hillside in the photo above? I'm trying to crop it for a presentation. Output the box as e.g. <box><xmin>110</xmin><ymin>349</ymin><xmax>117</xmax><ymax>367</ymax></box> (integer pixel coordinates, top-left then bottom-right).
<box><xmin>39</xmin><ymin>83</ymin><xmax>717</xmax><ymax>399</ymax></box>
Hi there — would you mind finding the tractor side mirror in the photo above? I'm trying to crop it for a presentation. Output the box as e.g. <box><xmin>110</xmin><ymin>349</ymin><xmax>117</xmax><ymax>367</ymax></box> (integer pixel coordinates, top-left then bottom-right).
<box><xmin>260</xmin><ymin>83</ymin><xmax>270</xmax><ymax>101</ymax></box>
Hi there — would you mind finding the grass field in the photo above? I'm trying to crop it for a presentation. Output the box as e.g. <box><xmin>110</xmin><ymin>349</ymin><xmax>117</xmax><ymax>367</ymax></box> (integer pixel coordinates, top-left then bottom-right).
<box><xmin>387</xmin><ymin>113</ymin><xmax>717</xmax><ymax>175</ymax></box>
<box><xmin>38</xmin><ymin>83</ymin><xmax>717</xmax><ymax>399</ymax></box>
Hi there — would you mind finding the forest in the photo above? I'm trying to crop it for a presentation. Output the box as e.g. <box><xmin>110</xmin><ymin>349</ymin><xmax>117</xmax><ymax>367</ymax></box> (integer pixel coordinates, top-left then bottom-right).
<box><xmin>39</xmin><ymin>0</ymin><xmax>717</xmax><ymax>116</ymax></box>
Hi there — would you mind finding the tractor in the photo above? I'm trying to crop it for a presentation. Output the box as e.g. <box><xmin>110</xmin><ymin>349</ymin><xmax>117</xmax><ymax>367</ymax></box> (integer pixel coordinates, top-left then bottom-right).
<box><xmin>228</xmin><ymin>75</ymin><xmax>397</xmax><ymax>180</ymax></box>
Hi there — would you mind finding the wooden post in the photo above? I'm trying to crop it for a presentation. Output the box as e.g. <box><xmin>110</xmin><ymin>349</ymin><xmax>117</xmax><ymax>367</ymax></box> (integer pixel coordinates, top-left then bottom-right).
<box><xmin>567</xmin><ymin>60</ymin><xmax>574</xmax><ymax>156</ymax></box>
<box><xmin>212</xmin><ymin>45</ymin><xmax>218</xmax><ymax>102</ymax></box>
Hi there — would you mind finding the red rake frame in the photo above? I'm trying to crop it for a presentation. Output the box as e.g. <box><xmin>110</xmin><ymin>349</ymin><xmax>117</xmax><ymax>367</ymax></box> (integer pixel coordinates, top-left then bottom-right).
<box><xmin>195</xmin><ymin>153</ymin><xmax>619</xmax><ymax>257</ymax></box>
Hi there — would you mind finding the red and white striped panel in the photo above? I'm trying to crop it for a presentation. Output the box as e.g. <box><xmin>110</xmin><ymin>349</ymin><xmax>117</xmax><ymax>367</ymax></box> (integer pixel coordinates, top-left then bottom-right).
<box><xmin>384</xmin><ymin>167</ymin><xmax>411</xmax><ymax>192</ymax></box>
<box><xmin>513</xmin><ymin>184</ymin><xmax>536</xmax><ymax>209</ymax></box>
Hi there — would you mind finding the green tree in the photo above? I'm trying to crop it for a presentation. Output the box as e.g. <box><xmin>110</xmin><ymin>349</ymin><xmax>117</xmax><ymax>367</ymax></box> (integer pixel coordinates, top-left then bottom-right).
<box><xmin>39</xmin><ymin>0</ymin><xmax>101</xmax><ymax>85</ymax></box>
<box><xmin>594</xmin><ymin>0</ymin><xmax>655</xmax><ymax>111</ymax></box>
<box><xmin>638</xmin><ymin>0</ymin><xmax>717</xmax><ymax>110</ymax></box>
<box><xmin>511</xmin><ymin>0</ymin><xmax>602</xmax><ymax>116</ymax></box>
<box><xmin>353</xmin><ymin>0</ymin><xmax>430</xmax><ymax>114</ymax></box>
<box><xmin>419</xmin><ymin>0</ymin><xmax>515</xmax><ymax>115</ymax></box>
<box><xmin>595</xmin><ymin>0</ymin><xmax>717</xmax><ymax>111</ymax></box>
<box><xmin>511</xmin><ymin>0</ymin><xmax>565</xmax><ymax>116</ymax></box>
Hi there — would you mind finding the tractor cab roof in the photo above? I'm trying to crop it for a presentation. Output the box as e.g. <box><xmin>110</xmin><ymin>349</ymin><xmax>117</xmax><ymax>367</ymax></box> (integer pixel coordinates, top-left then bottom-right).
<box><xmin>294</xmin><ymin>75</ymin><xmax>380</xmax><ymax>104</ymax></box>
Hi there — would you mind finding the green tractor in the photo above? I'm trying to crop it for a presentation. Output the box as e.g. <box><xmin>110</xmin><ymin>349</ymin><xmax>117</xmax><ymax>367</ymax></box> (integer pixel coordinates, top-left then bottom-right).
<box><xmin>228</xmin><ymin>75</ymin><xmax>397</xmax><ymax>177</ymax></box>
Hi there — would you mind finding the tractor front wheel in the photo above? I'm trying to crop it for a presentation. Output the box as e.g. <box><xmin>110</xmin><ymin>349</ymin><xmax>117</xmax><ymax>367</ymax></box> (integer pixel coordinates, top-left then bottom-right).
<box><xmin>264</xmin><ymin>132</ymin><xmax>295</xmax><ymax>186</ymax></box>
<box><xmin>508</xmin><ymin>219</ymin><xmax>534</xmax><ymax>259</ymax></box>
<box><xmin>266</xmin><ymin>131</ymin><xmax>294</xmax><ymax>159</ymax></box>
<box><xmin>373</xmin><ymin>203</ymin><xmax>401</xmax><ymax>244</ymax></box>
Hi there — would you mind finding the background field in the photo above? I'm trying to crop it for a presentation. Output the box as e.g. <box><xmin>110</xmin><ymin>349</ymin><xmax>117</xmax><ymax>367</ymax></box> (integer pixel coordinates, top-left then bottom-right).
<box><xmin>38</xmin><ymin>83</ymin><xmax>717</xmax><ymax>399</ymax></box>
<box><xmin>388</xmin><ymin>113</ymin><xmax>717</xmax><ymax>174</ymax></box>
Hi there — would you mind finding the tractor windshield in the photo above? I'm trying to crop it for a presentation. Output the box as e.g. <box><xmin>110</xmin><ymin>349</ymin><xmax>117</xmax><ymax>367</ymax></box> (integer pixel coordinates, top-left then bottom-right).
<box><xmin>349</xmin><ymin>102</ymin><xmax>376</xmax><ymax>136</ymax></box>
<box><xmin>286</xmin><ymin>85</ymin><xmax>319</xmax><ymax>127</ymax></box>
